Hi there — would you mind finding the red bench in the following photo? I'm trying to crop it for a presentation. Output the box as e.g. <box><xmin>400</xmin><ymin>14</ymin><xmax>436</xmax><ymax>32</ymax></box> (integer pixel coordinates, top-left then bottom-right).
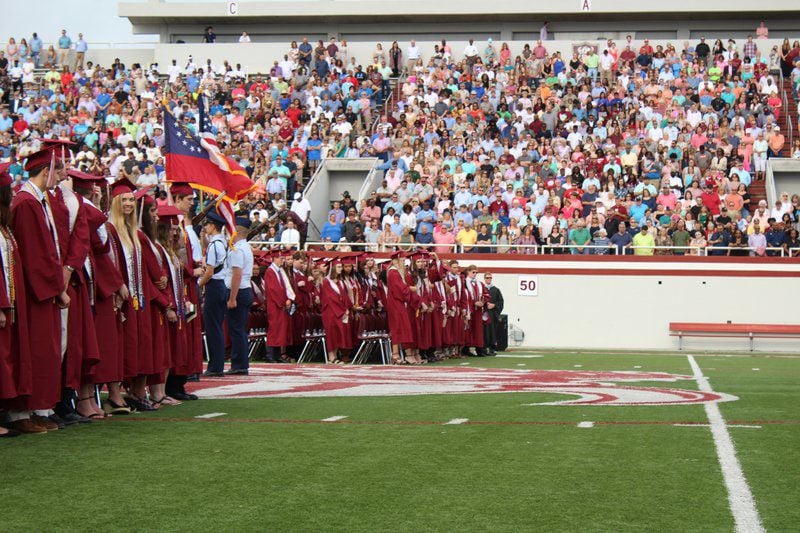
<box><xmin>669</xmin><ymin>322</ymin><xmax>800</xmax><ymax>351</ymax></box>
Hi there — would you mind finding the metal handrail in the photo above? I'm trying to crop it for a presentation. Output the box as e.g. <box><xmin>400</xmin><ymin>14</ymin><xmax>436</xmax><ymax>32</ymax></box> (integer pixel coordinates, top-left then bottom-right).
<box><xmin>249</xmin><ymin>240</ymin><xmax>299</xmax><ymax>249</ymax></box>
<box><xmin>459</xmin><ymin>243</ymin><xmax>541</xmax><ymax>254</ymax></box>
<box><xmin>701</xmin><ymin>245</ymin><xmax>786</xmax><ymax>257</ymax></box>
<box><xmin>540</xmin><ymin>244</ymin><xmax>620</xmax><ymax>254</ymax></box>
<box><xmin>624</xmin><ymin>245</ymin><xmax>703</xmax><ymax>254</ymax></box>
<box><xmin>302</xmin><ymin>241</ymin><xmax>459</xmax><ymax>253</ymax></box>
<box><xmin>248</xmin><ymin>240</ymin><xmax>799</xmax><ymax>258</ymax></box>
<box><xmin>778</xmin><ymin>66</ymin><xmax>793</xmax><ymax>152</ymax></box>
<box><xmin>358</xmin><ymin>161</ymin><xmax>380</xmax><ymax>202</ymax></box>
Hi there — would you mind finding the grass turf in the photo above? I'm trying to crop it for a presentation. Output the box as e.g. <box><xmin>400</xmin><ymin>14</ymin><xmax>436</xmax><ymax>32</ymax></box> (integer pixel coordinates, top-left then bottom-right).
<box><xmin>1</xmin><ymin>352</ymin><xmax>798</xmax><ymax>532</ymax></box>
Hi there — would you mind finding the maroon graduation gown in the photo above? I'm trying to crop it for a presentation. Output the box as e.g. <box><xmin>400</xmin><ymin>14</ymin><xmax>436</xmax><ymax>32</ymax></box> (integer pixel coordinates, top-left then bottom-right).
<box><xmin>158</xmin><ymin>245</ymin><xmax>186</xmax><ymax>376</ymax></box>
<box><xmin>85</xmin><ymin>203</ymin><xmax>125</xmax><ymax>384</ymax></box>
<box><xmin>320</xmin><ymin>278</ymin><xmax>351</xmax><ymax>353</ymax></box>
<box><xmin>51</xmin><ymin>188</ymin><xmax>100</xmax><ymax>389</ymax></box>
<box><xmin>9</xmin><ymin>190</ymin><xmax>62</xmax><ymax>410</ymax></box>
<box><xmin>139</xmin><ymin>231</ymin><xmax>171</xmax><ymax>378</ymax></box>
<box><xmin>0</xmin><ymin>228</ymin><xmax>32</xmax><ymax>403</ymax></box>
<box><xmin>177</xmin><ymin>222</ymin><xmax>202</xmax><ymax>376</ymax></box>
<box><xmin>264</xmin><ymin>265</ymin><xmax>293</xmax><ymax>347</ymax></box>
<box><xmin>386</xmin><ymin>267</ymin><xmax>413</xmax><ymax>345</ymax></box>
<box><xmin>107</xmin><ymin>223</ymin><xmax>143</xmax><ymax>380</ymax></box>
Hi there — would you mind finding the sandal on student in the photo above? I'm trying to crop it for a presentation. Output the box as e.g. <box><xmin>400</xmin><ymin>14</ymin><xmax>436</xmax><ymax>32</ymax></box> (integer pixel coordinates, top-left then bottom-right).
<box><xmin>103</xmin><ymin>399</ymin><xmax>132</xmax><ymax>415</ymax></box>
<box><xmin>151</xmin><ymin>396</ymin><xmax>183</xmax><ymax>406</ymax></box>
<box><xmin>77</xmin><ymin>396</ymin><xmax>106</xmax><ymax>419</ymax></box>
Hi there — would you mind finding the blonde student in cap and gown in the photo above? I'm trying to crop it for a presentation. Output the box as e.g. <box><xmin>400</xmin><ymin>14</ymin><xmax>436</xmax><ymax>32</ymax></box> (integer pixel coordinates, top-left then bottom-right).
<box><xmin>223</xmin><ymin>215</ymin><xmax>254</xmax><ymax>375</ymax></box>
<box><xmin>105</xmin><ymin>177</ymin><xmax>144</xmax><ymax>415</ymax></box>
<box><xmin>198</xmin><ymin>209</ymin><xmax>229</xmax><ymax>376</ymax></box>
<box><xmin>0</xmin><ymin>162</ymin><xmax>32</xmax><ymax>437</ymax></box>
<box><xmin>6</xmin><ymin>143</ymin><xmax>71</xmax><ymax>433</ymax></box>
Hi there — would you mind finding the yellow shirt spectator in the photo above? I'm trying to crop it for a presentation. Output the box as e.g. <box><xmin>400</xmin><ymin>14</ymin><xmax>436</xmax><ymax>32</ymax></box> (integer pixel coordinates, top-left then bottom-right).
<box><xmin>456</xmin><ymin>226</ymin><xmax>478</xmax><ymax>252</ymax></box>
<box><xmin>632</xmin><ymin>228</ymin><xmax>655</xmax><ymax>255</ymax></box>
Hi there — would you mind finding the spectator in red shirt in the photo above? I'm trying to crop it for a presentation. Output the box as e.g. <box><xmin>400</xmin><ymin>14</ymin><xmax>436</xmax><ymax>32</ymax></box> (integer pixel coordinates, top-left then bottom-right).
<box><xmin>701</xmin><ymin>186</ymin><xmax>722</xmax><ymax>216</ymax></box>
<box><xmin>489</xmin><ymin>193</ymin><xmax>508</xmax><ymax>215</ymax></box>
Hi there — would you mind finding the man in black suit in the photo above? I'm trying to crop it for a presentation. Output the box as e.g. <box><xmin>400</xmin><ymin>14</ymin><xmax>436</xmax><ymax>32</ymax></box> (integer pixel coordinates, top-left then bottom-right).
<box><xmin>483</xmin><ymin>273</ymin><xmax>504</xmax><ymax>355</ymax></box>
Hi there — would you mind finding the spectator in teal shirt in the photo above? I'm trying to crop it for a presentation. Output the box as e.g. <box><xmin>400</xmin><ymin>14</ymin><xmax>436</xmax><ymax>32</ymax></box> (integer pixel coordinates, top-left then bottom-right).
<box><xmin>569</xmin><ymin>219</ymin><xmax>592</xmax><ymax>254</ymax></box>
<box><xmin>57</xmin><ymin>29</ymin><xmax>72</xmax><ymax>67</ymax></box>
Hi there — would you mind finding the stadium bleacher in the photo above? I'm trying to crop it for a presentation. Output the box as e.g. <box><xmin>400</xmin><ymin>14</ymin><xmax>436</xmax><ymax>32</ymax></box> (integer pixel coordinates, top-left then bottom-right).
<box><xmin>2</xmin><ymin>31</ymin><xmax>799</xmax><ymax>257</ymax></box>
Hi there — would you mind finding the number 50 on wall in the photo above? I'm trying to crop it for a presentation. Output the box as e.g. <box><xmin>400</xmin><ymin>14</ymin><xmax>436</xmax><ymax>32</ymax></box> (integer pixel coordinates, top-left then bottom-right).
<box><xmin>517</xmin><ymin>275</ymin><xmax>539</xmax><ymax>296</ymax></box>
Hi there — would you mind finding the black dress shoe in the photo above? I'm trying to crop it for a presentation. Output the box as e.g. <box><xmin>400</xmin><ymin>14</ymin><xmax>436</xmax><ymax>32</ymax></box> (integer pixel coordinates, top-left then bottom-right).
<box><xmin>181</xmin><ymin>388</ymin><xmax>199</xmax><ymax>400</ymax></box>
<box><xmin>186</xmin><ymin>374</ymin><xmax>200</xmax><ymax>382</ymax></box>
<box><xmin>60</xmin><ymin>412</ymin><xmax>92</xmax><ymax>425</ymax></box>
<box><xmin>203</xmin><ymin>370</ymin><xmax>224</xmax><ymax>377</ymax></box>
<box><xmin>46</xmin><ymin>414</ymin><xmax>67</xmax><ymax>430</ymax></box>
<box><xmin>170</xmin><ymin>391</ymin><xmax>193</xmax><ymax>401</ymax></box>
<box><xmin>224</xmin><ymin>369</ymin><xmax>249</xmax><ymax>376</ymax></box>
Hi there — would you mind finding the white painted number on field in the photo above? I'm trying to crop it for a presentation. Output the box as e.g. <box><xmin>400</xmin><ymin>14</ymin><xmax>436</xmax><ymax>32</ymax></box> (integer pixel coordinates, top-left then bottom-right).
<box><xmin>577</xmin><ymin>421</ymin><xmax>594</xmax><ymax>428</ymax></box>
<box><xmin>517</xmin><ymin>275</ymin><xmax>539</xmax><ymax>296</ymax></box>
<box><xmin>195</xmin><ymin>412</ymin><xmax>226</xmax><ymax>419</ymax></box>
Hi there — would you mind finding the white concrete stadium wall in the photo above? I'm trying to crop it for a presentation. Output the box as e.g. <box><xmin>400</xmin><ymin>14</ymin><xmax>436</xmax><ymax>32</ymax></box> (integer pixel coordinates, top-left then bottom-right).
<box><xmin>454</xmin><ymin>257</ymin><xmax>800</xmax><ymax>353</ymax></box>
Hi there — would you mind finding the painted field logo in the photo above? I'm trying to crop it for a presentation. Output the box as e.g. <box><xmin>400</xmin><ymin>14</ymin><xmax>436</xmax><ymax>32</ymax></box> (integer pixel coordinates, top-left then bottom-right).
<box><xmin>187</xmin><ymin>365</ymin><xmax>737</xmax><ymax>406</ymax></box>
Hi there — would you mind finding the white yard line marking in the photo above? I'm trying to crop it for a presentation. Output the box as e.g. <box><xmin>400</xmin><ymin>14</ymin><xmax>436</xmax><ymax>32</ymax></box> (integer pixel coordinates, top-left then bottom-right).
<box><xmin>633</xmin><ymin>365</ymin><xmax>642</xmax><ymax>369</ymax></box>
<box><xmin>516</xmin><ymin>364</ymin><xmax>526</xmax><ymax>367</ymax></box>
<box><xmin>194</xmin><ymin>412</ymin><xmax>227</xmax><ymax>419</ymax></box>
<box><xmin>496</xmin><ymin>354</ymin><xmax>543</xmax><ymax>359</ymax></box>
<box><xmin>687</xmin><ymin>355</ymin><xmax>764</xmax><ymax>533</ymax></box>
<box><xmin>444</xmin><ymin>418</ymin><xmax>469</xmax><ymax>425</ymax></box>
<box><xmin>459</xmin><ymin>362</ymin><xmax>470</xmax><ymax>366</ymax></box>
<box><xmin>577</xmin><ymin>421</ymin><xmax>595</xmax><ymax>428</ymax></box>
<box><xmin>673</xmin><ymin>424</ymin><xmax>762</xmax><ymax>429</ymax></box>
<box><xmin>321</xmin><ymin>416</ymin><xmax>348</xmax><ymax>422</ymax></box>
<box><xmin>573</xmin><ymin>364</ymin><xmax>583</xmax><ymax>368</ymax></box>
<box><xmin>751</xmin><ymin>368</ymin><xmax>760</xmax><ymax>371</ymax></box>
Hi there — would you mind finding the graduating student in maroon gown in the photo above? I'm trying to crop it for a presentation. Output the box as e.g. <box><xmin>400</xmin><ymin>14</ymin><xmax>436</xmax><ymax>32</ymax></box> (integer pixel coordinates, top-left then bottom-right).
<box><xmin>385</xmin><ymin>251</ymin><xmax>414</xmax><ymax>363</ymax></box>
<box><xmin>264</xmin><ymin>250</ymin><xmax>295</xmax><ymax>362</ymax></box>
<box><xmin>51</xmin><ymin>173</ymin><xmax>102</xmax><ymax>424</ymax></box>
<box><xmin>68</xmin><ymin>169</ymin><xmax>124</xmax><ymax>419</ymax></box>
<box><xmin>106</xmin><ymin>177</ymin><xmax>145</xmax><ymax>414</ymax></box>
<box><xmin>289</xmin><ymin>251</ymin><xmax>311</xmax><ymax>356</ymax></box>
<box><xmin>137</xmin><ymin>192</ymin><xmax>174</xmax><ymax>408</ymax></box>
<box><xmin>154</xmin><ymin>204</ymin><xmax>185</xmax><ymax>406</ymax></box>
<box><xmin>340</xmin><ymin>255</ymin><xmax>361</xmax><ymax>359</ymax></box>
<box><xmin>7</xmin><ymin>144</ymin><xmax>71</xmax><ymax>433</ymax></box>
<box><xmin>0</xmin><ymin>163</ymin><xmax>33</xmax><ymax>437</ymax></box>
<box><xmin>167</xmin><ymin>183</ymin><xmax>202</xmax><ymax>401</ymax></box>
<box><xmin>320</xmin><ymin>258</ymin><xmax>351</xmax><ymax>364</ymax></box>
<box><xmin>446</xmin><ymin>260</ymin><xmax>469</xmax><ymax>356</ymax></box>
<box><xmin>427</xmin><ymin>257</ymin><xmax>450</xmax><ymax>359</ymax></box>
<box><xmin>463</xmin><ymin>264</ymin><xmax>487</xmax><ymax>355</ymax></box>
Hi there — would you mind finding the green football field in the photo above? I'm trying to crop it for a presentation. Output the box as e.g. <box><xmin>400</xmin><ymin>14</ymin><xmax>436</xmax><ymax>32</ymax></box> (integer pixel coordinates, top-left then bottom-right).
<box><xmin>2</xmin><ymin>351</ymin><xmax>798</xmax><ymax>532</ymax></box>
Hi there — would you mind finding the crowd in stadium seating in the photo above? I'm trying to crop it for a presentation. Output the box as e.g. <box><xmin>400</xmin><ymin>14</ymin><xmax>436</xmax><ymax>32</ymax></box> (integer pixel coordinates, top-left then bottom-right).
<box><xmin>1</xmin><ymin>31</ymin><xmax>800</xmax><ymax>256</ymax></box>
